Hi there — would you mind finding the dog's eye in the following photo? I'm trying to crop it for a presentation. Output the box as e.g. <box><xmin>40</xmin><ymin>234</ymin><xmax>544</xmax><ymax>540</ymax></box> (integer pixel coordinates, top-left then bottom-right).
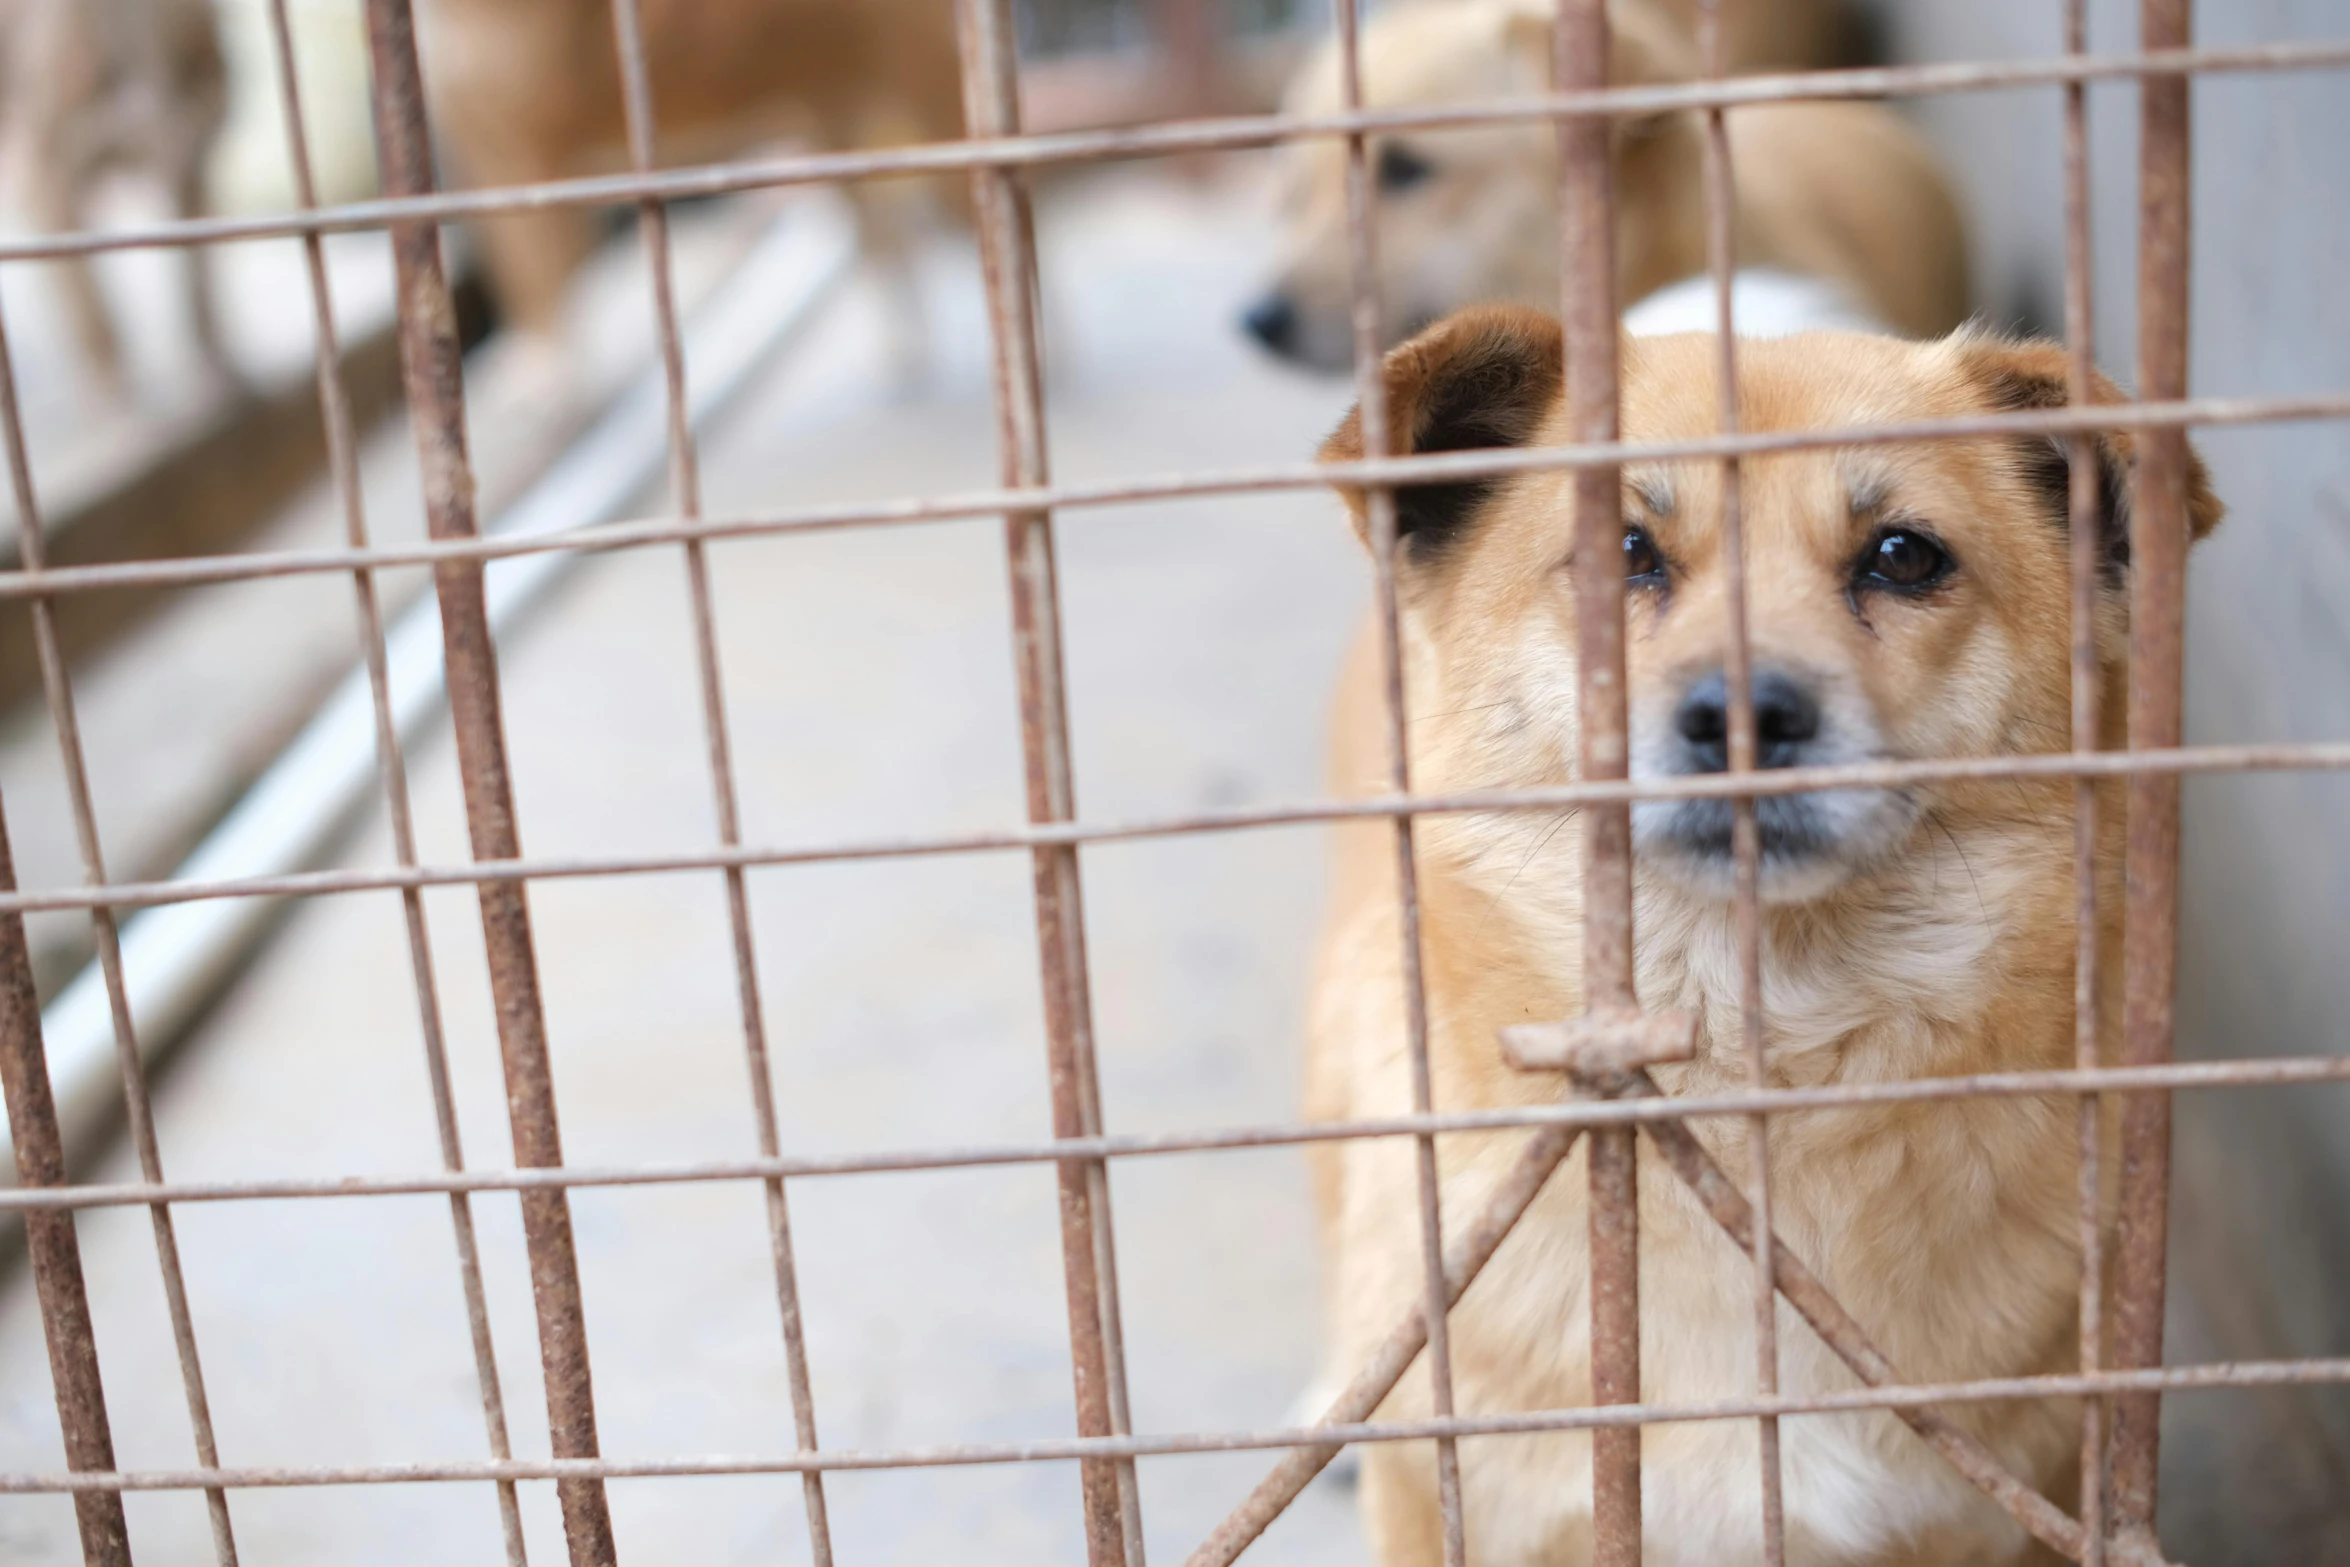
<box><xmin>1857</xmin><ymin>528</ymin><xmax>1954</xmax><ymax>592</ymax></box>
<box><xmin>1623</xmin><ymin>525</ymin><xmax>1665</xmax><ymax>585</ymax></box>
<box><xmin>1377</xmin><ymin>142</ymin><xmax>1435</xmax><ymax>193</ymax></box>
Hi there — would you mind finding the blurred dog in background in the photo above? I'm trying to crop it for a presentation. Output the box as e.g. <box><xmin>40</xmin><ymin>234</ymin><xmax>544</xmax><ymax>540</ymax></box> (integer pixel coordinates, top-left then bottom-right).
<box><xmin>423</xmin><ymin>0</ymin><xmax>968</xmax><ymax>360</ymax></box>
<box><xmin>1647</xmin><ymin>0</ymin><xmax>1861</xmax><ymax>72</ymax></box>
<box><xmin>1242</xmin><ymin>0</ymin><xmax>1965</xmax><ymax>369</ymax></box>
<box><xmin>0</xmin><ymin>0</ymin><xmax>232</xmax><ymax>396</ymax></box>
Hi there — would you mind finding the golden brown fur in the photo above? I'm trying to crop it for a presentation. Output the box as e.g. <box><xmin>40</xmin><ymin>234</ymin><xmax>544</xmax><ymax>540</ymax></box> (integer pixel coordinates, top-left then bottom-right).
<box><xmin>1645</xmin><ymin>0</ymin><xmax>1856</xmax><ymax>71</ymax></box>
<box><xmin>1246</xmin><ymin>0</ymin><xmax>1967</xmax><ymax>369</ymax></box>
<box><xmin>1306</xmin><ymin>308</ymin><xmax>2221</xmax><ymax>1564</ymax></box>
<box><xmin>1408</xmin><ymin>0</ymin><xmax>1860</xmax><ymax>73</ymax></box>
<box><xmin>423</xmin><ymin>0</ymin><xmax>967</xmax><ymax>336</ymax></box>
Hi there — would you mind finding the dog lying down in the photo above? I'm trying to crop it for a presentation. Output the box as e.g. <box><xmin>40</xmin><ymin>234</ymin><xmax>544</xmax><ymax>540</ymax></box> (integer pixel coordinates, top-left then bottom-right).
<box><xmin>1243</xmin><ymin>0</ymin><xmax>1969</xmax><ymax>369</ymax></box>
<box><xmin>1301</xmin><ymin>306</ymin><xmax>2221</xmax><ymax>1564</ymax></box>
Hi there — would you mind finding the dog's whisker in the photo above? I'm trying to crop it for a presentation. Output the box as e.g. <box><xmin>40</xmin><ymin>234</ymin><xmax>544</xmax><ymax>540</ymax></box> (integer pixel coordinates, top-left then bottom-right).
<box><xmin>1406</xmin><ymin>699</ymin><xmax>1520</xmax><ymax>724</ymax></box>
<box><xmin>1933</xmin><ymin>816</ymin><xmax>1991</xmax><ymax>925</ymax></box>
<box><xmin>1500</xmin><ymin>810</ymin><xmax>1576</xmax><ymax>895</ymax></box>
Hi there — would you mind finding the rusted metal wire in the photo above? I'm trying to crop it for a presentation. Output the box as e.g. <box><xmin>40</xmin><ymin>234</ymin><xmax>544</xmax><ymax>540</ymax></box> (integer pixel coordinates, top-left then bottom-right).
<box><xmin>0</xmin><ymin>741</ymin><xmax>2344</xmax><ymax>923</ymax></box>
<box><xmin>602</xmin><ymin>2</ymin><xmax>838</xmax><ymax>1561</ymax></box>
<box><xmin>2059</xmin><ymin>2</ymin><xmax>2109</xmax><ymax>1560</ymax></box>
<box><xmin>7</xmin><ymin>1052</ymin><xmax>2350</xmax><ymax>1217</ymax></box>
<box><xmin>0</xmin><ymin>4</ymin><xmax>2335</xmax><ymax>1559</ymax></box>
<box><xmin>360</xmin><ymin>3</ymin><xmax>615</xmax><ymax>1561</ymax></box>
<box><xmin>1551</xmin><ymin>0</ymin><xmax>1643</xmax><ymax>1557</ymax></box>
<box><xmin>956</xmin><ymin>2</ymin><xmax>1142</xmax><ymax>1559</ymax></box>
<box><xmin>1610</xmin><ymin>1065</ymin><xmax>2165</xmax><ymax>1567</ymax></box>
<box><xmin>1149</xmin><ymin>0</ymin><xmax>1220</xmax><ymax>119</ymax></box>
<box><xmin>2</xmin><ymin>1355</ymin><xmax>2345</xmax><ymax>1498</ymax></box>
<box><xmin>0</xmin><ymin>169</ymin><xmax>241</xmax><ymax>1567</ymax></box>
<box><xmin>0</xmin><ymin>40</ymin><xmax>2341</xmax><ymax>265</ymax></box>
<box><xmin>1332</xmin><ymin>0</ymin><xmax>1469</xmax><ymax>1553</ymax></box>
<box><xmin>2109</xmin><ymin>0</ymin><xmax>2196</xmax><ymax>1548</ymax></box>
<box><xmin>264</xmin><ymin>1</ymin><xmax>530</xmax><ymax>1560</ymax></box>
<box><xmin>1692</xmin><ymin>0</ymin><xmax>1785</xmax><ymax>1558</ymax></box>
<box><xmin>0</xmin><ymin>802</ymin><xmax>130</xmax><ymax>1566</ymax></box>
<box><xmin>1189</xmin><ymin>1122</ymin><xmax>1588</xmax><ymax>1566</ymax></box>
<box><xmin>0</xmin><ymin>389</ymin><xmax>2339</xmax><ymax>607</ymax></box>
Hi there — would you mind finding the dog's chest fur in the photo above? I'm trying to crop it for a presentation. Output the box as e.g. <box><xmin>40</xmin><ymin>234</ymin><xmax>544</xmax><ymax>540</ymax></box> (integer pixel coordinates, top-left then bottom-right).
<box><xmin>1322</xmin><ymin>825</ymin><xmax>2084</xmax><ymax>1564</ymax></box>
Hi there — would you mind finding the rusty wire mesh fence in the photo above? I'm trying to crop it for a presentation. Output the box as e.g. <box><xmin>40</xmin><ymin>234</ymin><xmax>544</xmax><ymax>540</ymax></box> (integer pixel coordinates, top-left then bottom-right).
<box><xmin>0</xmin><ymin>1</ymin><xmax>2346</xmax><ymax>1564</ymax></box>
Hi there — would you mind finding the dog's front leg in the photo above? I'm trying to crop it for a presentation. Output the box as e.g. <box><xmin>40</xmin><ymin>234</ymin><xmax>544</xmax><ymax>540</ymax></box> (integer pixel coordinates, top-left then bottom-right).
<box><xmin>1361</xmin><ymin>1438</ymin><xmax>1450</xmax><ymax>1566</ymax></box>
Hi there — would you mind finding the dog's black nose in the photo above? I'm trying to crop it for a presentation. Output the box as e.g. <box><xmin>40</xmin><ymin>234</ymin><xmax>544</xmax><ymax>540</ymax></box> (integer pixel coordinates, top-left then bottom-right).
<box><xmin>1674</xmin><ymin>669</ymin><xmax>1822</xmax><ymax>772</ymax></box>
<box><xmin>1241</xmin><ymin>292</ymin><xmax>1299</xmax><ymax>355</ymax></box>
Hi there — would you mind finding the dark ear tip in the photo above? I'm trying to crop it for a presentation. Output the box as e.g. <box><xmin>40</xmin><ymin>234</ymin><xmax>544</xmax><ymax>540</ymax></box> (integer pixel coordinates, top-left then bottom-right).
<box><xmin>1960</xmin><ymin>333</ymin><xmax>2089</xmax><ymax>412</ymax></box>
<box><xmin>2186</xmin><ymin>452</ymin><xmax>2227</xmax><ymax>539</ymax></box>
<box><xmin>1317</xmin><ymin>306</ymin><xmax>1565</xmax><ymax>551</ymax></box>
<box><xmin>1963</xmin><ymin>332</ymin><xmax>2230</xmax><ymax>561</ymax></box>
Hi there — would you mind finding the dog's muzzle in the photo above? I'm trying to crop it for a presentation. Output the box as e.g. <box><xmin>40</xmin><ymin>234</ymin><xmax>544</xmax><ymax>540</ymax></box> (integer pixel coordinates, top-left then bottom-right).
<box><xmin>1632</xmin><ymin>665</ymin><xmax>1913</xmax><ymax>900</ymax></box>
<box><xmin>1237</xmin><ymin>287</ymin><xmax>1361</xmax><ymax>372</ymax></box>
<box><xmin>1240</xmin><ymin>291</ymin><xmax>1302</xmax><ymax>357</ymax></box>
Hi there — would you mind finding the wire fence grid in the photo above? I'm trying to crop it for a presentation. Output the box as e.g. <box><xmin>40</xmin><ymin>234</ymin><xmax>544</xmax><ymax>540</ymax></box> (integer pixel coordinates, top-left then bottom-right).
<box><xmin>0</xmin><ymin>1</ymin><xmax>2343</xmax><ymax>1565</ymax></box>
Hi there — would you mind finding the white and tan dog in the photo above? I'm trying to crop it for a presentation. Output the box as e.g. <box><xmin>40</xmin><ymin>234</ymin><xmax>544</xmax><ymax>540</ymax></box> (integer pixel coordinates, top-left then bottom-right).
<box><xmin>1242</xmin><ymin>0</ymin><xmax>1967</xmax><ymax>369</ymax></box>
<box><xmin>1305</xmin><ymin>306</ymin><xmax>2221</xmax><ymax>1563</ymax></box>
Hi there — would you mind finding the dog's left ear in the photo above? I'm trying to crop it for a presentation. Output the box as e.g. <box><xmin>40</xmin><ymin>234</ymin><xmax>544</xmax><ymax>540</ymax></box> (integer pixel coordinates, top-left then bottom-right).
<box><xmin>1320</xmin><ymin>305</ymin><xmax>1564</xmax><ymax>559</ymax></box>
<box><xmin>1957</xmin><ymin>335</ymin><xmax>2224</xmax><ymax>580</ymax></box>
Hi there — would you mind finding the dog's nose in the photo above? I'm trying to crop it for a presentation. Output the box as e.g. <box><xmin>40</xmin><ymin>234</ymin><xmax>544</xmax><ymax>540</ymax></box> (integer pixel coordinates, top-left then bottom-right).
<box><xmin>1241</xmin><ymin>292</ymin><xmax>1299</xmax><ymax>355</ymax></box>
<box><xmin>1674</xmin><ymin>669</ymin><xmax>1822</xmax><ymax>772</ymax></box>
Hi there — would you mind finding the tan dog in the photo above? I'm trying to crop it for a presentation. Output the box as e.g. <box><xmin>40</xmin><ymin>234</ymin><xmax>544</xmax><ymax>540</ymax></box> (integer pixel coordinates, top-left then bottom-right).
<box><xmin>423</xmin><ymin>0</ymin><xmax>966</xmax><ymax>342</ymax></box>
<box><xmin>1242</xmin><ymin>0</ymin><xmax>1967</xmax><ymax>369</ymax></box>
<box><xmin>0</xmin><ymin>0</ymin><xmax>231</xmax><ymax>394</ymax></box>
<box><xmin>1306</xmin><ymin>307</ymin><xmax>2220</xmax><ymax>1563</ymax></box>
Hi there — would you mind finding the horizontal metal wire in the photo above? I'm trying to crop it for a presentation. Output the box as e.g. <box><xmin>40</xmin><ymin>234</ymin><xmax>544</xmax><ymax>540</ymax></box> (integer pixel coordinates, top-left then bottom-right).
<box><xmin>0</xmin><ymin>41</ymin><xmax>2340</xmax><ymax>264</ymax></box>
<box><xmin>0</xmin><ymin>390</ymin><xmax>2343</xmax><ymax>604</ymax></box>
<box><xmin>0</xmin><ymin>741</ymin><xmax>2339</xmax><ymax>919</ymax></box>
<box><xmin>0</xmin><ymin>8</ymin><xmax>2330</xmax><ymax>1558</ymax></box>
<box><xmin>0</xmin><ymin>1357</ymin><xmax>2342</xmax><ymax>1494</ymax></box>
<box><xmin>6</xmin><ymin>1054</ymin><xmax>2344</xmax><ymax>1214</ymax></box>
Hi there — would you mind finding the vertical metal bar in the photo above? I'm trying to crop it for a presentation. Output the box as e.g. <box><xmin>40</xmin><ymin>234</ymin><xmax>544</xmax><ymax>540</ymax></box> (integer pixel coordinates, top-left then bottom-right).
<box><xmin>1329</xmin><ymin>0</ymin><xmax>1469</xmax><ymax>1557</ymax></box>
<box><xmin>0</xmin><ymin>798</ymin><xmax>131</xmax><ymax>1567</ymax></box>
<box><xmin>1554</xmin><ymin>1</ymin><xmax>1639</xmax><ymax>1560</ymax></box>
<box><xmin>357</xmin><ymin>4</ymin><xmax>617</xmax><ymax>1561</ymax></box>
<box><xmin>951</xmin><ymin>4</ymin><xmax>1142</xmax><ymax>1561</ymax></box>
<box><xmin>262</xmin><ymin>3</ymin><xmax>527</xmax><ymax>1559</ymax></box>
<box><xmin>1148</xmin><ymin>0</ymin><xmax>1218</xmax><ymax>119</ymax></box>
<box><xmin>1691</xmin><ymin>5</ymin><xmax>1783</xmax><ymax>1561</ymax></box>
<box><xmin>2058</xmin><ymin>4</ymin><xmax>2109</xmax><ymax>1561</ymax></box>
<box><xmin>602</xmin><ymin>4</ymin><xmax>835</xmax><ymax>1560</ymax></box>
<box><xmin>0</xmin><ymin>277</ymin><xmax>239</xmax><ymax>1567</ymax></box>
<box><xmin>2109</xmin><ymin>0</ymin><xmax>2192</xmax><ymax>1543</ymax></box>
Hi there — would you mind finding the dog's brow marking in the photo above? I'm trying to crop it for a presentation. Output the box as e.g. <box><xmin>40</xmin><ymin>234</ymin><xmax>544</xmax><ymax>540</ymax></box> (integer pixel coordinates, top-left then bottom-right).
<box><xmin>1627</xmin><ymin>470</ymin><xmax>1675</xmax><ymax>516</ymax></box>
<box><xmin>1847</xmin><ymin>470</ymin><xmax>1893</xmax><ymax>516</ymax></box>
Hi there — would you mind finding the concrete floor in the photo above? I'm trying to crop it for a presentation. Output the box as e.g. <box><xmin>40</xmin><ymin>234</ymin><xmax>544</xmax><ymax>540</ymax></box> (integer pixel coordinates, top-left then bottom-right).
<box><xmin>8</xmin><ymin>145</ymin><xmax>2332</xmax><ymax>1567</ymax></box>
<box><xmin>0</xmin><ymin>170</ymin><xmax>1377</xmax><ymax>1563</ymax></box>
<box><xmin>0</xmin><ymin>196</ymin><xmax>781</xmax><ymax>1001</ymax></box>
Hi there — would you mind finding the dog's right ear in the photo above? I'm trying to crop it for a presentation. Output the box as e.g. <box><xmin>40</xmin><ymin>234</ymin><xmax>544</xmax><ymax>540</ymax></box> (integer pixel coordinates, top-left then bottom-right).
<box><xmin>1319</xmin><ymin>305</ymin><xmax>1564</xmax><ymax>558</ymax></box>
<box><xmin>1956</xmin><ymin>334</ymin><xmax>2225</xmax><ymax>582</ymax></box>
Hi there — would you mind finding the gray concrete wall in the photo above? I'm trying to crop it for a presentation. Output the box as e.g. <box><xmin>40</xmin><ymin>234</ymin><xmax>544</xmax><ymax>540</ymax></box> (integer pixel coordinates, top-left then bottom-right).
<box><xmin>1866</xmin><ymin>3</ymin><xmax>2350</xmax><ymax>1558</ymax></box>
